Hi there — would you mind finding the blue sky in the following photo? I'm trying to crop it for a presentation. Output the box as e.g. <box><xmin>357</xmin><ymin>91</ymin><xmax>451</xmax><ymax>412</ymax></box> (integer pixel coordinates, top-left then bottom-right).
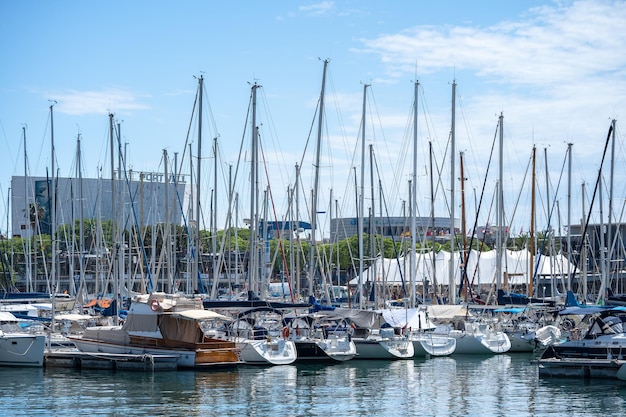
<box><xmin>1</xmin><ymin>0</ymin><xmax>625</xmax><ymax>239</ymax></box>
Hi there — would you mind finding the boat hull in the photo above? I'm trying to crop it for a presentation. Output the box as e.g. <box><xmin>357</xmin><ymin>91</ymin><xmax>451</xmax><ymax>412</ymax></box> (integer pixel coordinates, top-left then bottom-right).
<box><xmin>449</xmin><ymin>330</ymin><xmax>511</xmax><ymax>355</ymax></box>
<box><xmin>0</xmin><ymin>333</ymin><xmax>45</xmax><ymax>367</ymax></box>
<box><xmin>293</xmin><ymin>338</ymin><xmax>357</xmax><ymax>362</ymax></box>
<box><xmin>69</xmin><ymin>334</ymin><xmax>241</xmax><ymax>369</ymax></box>
<box><xmin>410</xmin><ymin>333</ymin><xmax>457</xmax><ymax>357</ymax></box>
<box><xmin>236</xmin><ymin>339</ymin><xmax>297</xmax><ymax>365</ymax></box>
<box><xmin>353</xmin><ymin>338</ymin><xmax>414</xmax><ymax>359</ymax></box>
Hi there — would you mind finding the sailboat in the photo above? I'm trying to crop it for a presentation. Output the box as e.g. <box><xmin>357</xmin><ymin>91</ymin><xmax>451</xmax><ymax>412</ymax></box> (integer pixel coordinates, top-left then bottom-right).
<box><xmin>224</xmin><ymin>306</ymin><xmax>297</xmax><ymax>365</ymax></box>
<box><xmin>0</xmin><ymin>311</ymin><xmax>45</xmax><ymax>367</ymax></box>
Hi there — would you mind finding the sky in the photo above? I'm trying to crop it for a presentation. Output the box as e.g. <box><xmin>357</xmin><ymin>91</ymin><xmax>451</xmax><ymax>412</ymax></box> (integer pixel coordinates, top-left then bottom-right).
<box><xmin>1</xmin><ymin>0</ymin><xmax>625</xmax><ymax>240</ymax></box>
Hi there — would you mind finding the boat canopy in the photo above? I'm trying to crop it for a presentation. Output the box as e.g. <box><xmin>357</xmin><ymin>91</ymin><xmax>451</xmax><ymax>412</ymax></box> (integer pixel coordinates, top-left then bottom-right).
<box><xmin>169</xmin><ymin>309</ymin><xmax>232</xmax><ymax>322</ymax></box>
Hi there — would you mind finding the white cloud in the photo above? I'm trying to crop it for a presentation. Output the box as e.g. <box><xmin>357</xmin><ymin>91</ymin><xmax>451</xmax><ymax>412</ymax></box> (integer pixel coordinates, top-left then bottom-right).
<box><xmin>51</xmin><ymin>89</ymin><xmax>150</xmax><ymax>116</ymax></box>
<box><xmin>359</xmin><ymin>1</ymin><xmax>626</xmax><ymax>85</ymax></box>
<box><xmin>299</xmin><ymin>1</ymin><xmax>335</xmax><ymax>16</ymax></box>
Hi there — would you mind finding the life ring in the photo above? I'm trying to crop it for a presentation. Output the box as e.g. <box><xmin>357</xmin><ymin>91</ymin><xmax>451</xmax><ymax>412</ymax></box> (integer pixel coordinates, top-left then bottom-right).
<box><xmin>282</xmin><ymin>326</ymin><xmax>290</xmax><ymax>339</ymax></box>
<box><xmin>150</xmin><ymin>298</ymin><xmax>161</xmax><ymax>312</ymax></box>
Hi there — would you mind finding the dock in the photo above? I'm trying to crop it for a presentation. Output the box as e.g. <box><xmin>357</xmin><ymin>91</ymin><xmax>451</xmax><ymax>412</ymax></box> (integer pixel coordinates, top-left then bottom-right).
<box><xmin>537</xmin><ymin>357</ymin><xmax>626</xmax><ymax>380</ymax></box>
<box><xmin>45</xmin><ymin>349</ymin><xmax>178</xmax><ymax>371</ymax></box>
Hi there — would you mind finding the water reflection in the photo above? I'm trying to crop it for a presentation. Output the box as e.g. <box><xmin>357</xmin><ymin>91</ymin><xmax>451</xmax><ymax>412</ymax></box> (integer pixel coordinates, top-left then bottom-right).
<box><xmin>3</xmin><ymin>355</ymin><xmax>626</xmax><ymax>417</ymax></box>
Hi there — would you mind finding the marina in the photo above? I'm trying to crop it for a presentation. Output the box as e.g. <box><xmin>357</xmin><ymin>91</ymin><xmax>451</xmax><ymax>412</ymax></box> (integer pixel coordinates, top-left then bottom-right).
<box><xmin>2</xmin><ymin>3</ymin><xmax>626</xmax><ymax>415</ymax></box>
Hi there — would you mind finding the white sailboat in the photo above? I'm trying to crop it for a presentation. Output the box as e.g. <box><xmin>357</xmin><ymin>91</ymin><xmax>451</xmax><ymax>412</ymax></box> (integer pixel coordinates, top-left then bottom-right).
<box><xmin>0</xmin><ymin>312</ymin><xmax>45</xmax><ymax>367</ymax></box>
<box><xmin>225</xmin><ymin>307</ymin><xmax>297</xmax><ymax>366</ymax></box>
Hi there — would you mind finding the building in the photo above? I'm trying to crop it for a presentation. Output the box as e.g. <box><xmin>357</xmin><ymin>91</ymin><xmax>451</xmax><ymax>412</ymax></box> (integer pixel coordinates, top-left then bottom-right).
<box><xmin>330</xmin><ymin>216</ymin><xmax>459</xmax><ymax>242</ymax></box>
<box><xmin>11</xmin><ymin>173</ymin><xmax>187</xmax><ymax>239</ymax></box>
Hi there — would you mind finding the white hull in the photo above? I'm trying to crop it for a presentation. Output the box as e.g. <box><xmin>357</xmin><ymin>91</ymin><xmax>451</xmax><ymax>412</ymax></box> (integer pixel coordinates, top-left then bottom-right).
<box><xmin>449</xmin><ymin>329</ymin><xmax>511</xmax><ymax>355</ymax></box>
<box><xmin>0</xmin><ymin>333</ymin><xmax>45</xmax><ymax>367</ymax></box>
<box><xmin>236</xmin><ymin>339</ymin><xmax>297</xmax><ymax>365</ymax></box>
<box><xmin>292</xmin><ymin>336</ymin><xmax>357</xmax><ymax>362</ymax></box>
<box><xmin>317</xmin><ymin>336</ymin><xmax>358</xmax><ymax>361</ymax></box>
<box><xmin>353</xmin><ymin>337</ymin><xmax>414</xmax><ymax>359</ymax></box>
<box><xmin>409</xmin><ymin>333</ymin><xmax>457</xmax><ymax>357</ymax></box>
<box><xmin>507</xmin><ymin>325</ymin><xmax>563</xmax><ymax>353</ymax></box>
<box><xmin>507</xmin><ymin>331</ymin><xmax>536</xmax><ymax>352</ymax></box>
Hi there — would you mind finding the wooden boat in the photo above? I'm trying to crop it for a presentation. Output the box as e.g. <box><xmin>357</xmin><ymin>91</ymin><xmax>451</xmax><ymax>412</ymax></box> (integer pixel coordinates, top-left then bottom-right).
<box><xmin>68</xmin><ymin>293</ymin><xmax>242</xmax><ymax>369</ymax></box>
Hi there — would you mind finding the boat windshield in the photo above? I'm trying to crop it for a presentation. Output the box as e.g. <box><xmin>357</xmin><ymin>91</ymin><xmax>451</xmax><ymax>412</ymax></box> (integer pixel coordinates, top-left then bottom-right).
<box><xmin>585</xmin><ymin>314</ymin><xmax>626</xmax><ymax>338</ymax></box>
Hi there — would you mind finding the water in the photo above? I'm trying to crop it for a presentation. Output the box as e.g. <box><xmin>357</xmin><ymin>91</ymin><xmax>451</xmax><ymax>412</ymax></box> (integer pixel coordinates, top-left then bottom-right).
<box><xmin>2</xmin><ymin>354</ymin><xmax>626</xmax><ymax>417</ymax></box>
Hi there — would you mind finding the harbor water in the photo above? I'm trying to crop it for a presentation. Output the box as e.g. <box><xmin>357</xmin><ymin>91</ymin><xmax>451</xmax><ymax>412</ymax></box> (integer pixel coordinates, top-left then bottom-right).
<box><xmin>2</xmin><ymin>354</ymin><xmax>626</xmax><ymax>417</ymax></box>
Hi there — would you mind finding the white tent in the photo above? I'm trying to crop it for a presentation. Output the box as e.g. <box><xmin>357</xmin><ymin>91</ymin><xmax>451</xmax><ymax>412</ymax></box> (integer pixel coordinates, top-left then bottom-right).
<box><xmin>349</xmin><ymin>249</ymin><xmax>575</xmax><ymax>287</ymax></box>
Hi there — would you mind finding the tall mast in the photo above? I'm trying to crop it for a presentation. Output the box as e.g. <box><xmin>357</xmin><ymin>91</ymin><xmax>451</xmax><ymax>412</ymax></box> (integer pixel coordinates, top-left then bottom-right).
<box><xmin>163</xmin><ymin>149</ymin><xmax>171</xmax><ymax>291</ymax></box>
<box><xmin>566</xmin><ymin>142</ymin><xmax>572</xmax><ymax>292</ymax></box>
<box><xmin>295</xmin><ymin>163</ymin><xmax>300</xmax><ymax>297</ymax></box>
<box><xmin>608</xmin><ymin>119</ymin><xmax>616</xmax><ymax>291</ymax></box>
<box><xmin>459</xmin><ymin>152</ymin><xmax>468</xmax><ymax>301</ymax></box>
<box><xmin>581</xmin><ymin>182</ymin><xmax>587</xmax><ymax>300</ymax></box>
<box><xmin>544</xmin><ymin>147</ymin><xmax>553</xmax><ymax>298</ymax></box>
<box><xmin>449</xmin><ymin>80</ymin><xmax>456</xmax><ymax>304</ymax></box>
<box><xmin>369</xmin><ymin>144</ymin><xmax>375</xmax><ymax>305</ymax></box>
<box><xmin>429</xmin><ymin>141</ymin><xmax>436</xmax><ymax>301</ymax></box>
<box><xmin>23</xmin><ymin>126</ymin><xmax>32</xmax><ymax>292</ymax></box>
<box><xmin>410</xmin><ymin>80</ymin><xmax>418</xmax><ymax>308</ymax></box>
<box><xmin>50</xmin><ymin>102</ymin><xmax>57</xmax><ymax>332</ymax></box>
<box><xmin>529</xmin><ymin>146</ymin><xmax>536</xmax><ymax>297</ymax></box>
<box><xmin>309</xmin><ymin>59</ymin><xmax>328</xmax><ymax>298</ymax></box>
<box><xmin>194</xmin><ymin>75</ymin><xmax>203</xmax><ymax>293</ymax></box>
<box><xmin>248</xmin><ymin>82</ymin><xmax>259</xmax><ymax>295</ymax></box>
<box><xmin>496</xmin><ymin>113</ymin><xmax>504</xmax><ymax>291</ymax></box>
<box><xmin>212</xmin><ymin>136</ymin><xmax>218</xmax><ymax>298</ymax></box>
<box><xmin>358</xmin><ymin>83</ymin><xmax>369</xmax><ymax>309</ymax></box>
<box><xmin>598</xmin><ymin>171</ymin><xmax>606</xmax><ymax>304</ymax></box>
<box><xmin>77</xmin><ymin>134</ymin><xmax>85</xmax><ymax>302</ymax></box>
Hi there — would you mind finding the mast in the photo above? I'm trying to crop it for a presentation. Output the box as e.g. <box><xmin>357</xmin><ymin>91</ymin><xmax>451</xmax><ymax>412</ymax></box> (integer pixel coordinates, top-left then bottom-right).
<box><xmin>598</xmin><ymin>173</ymin><xmax>606</xmax><ymax>304</ymax></box>
<box><xmin>358</xmin><ymin>83</ymin><xmax>369</xmax><ymax>309</ymax></box>
<box><xmin>369</xmin><ymin>144</ymin><xmax>375</xmax><ymax>305</ymax></box>
<box><xmin>50</xmin><ymin>102</ymin><xmax>57</xmax><ymax>332</ymax></box>
<box><xmin>459</xmin><ymin>152</ymin><xmax>468</xmax><ymax>301</ymax></box>
<box><xmin>529</xmin><ymin>146</ymin><xmax>536</xmax><ymax>297</ymax></box>
<box><xmin>449</xmin><ymin>80</ymin><xmax>456</xmax><ymax>304</ymax></box>
<box><xmin>23</xmin><ymin>126</ymin><xmax>32</xmax><ymax>292</ymax></box>
<box><xmin>496</xmin><ymin>113</ymin><xmax>504</xmax><ymax>292</ymax></box>
<box><xmin>212</xmin><ymin>136</ymin><xmax>218</xmax><ymax>298</ymax></box>
<box><xmin>309</xmin><ymin>59</ymin><xmax>328</xmax><ymax>298</ymax></box>
<box><xmin>410</xmin><ymin>80</ymin><xmax>418</xmax><ymax>308</ymax></box>
<box><xmin>608</xmin><ymin>119</ymin><xmax>616</xmax><ymax>292</ymax></box>
<box><xmin>429</xmin><ymin>141</ymin><xmax>437</xmax><ymax>302</ymax></box>
<box><xmin>109</xmin><ymin>113</ymin><xmax>119</xmax><ymax>323</ymax></box>
<box><xmin>163</xmin><ymin>149</ymin><xmax>172</xmax><ymax>291</ymax></box>
<box><xmin>566</xmin><ymin>142</ymin><xmax>572</xmax><ymax>292</ymax></box>
<box><xmin>581</xmin><ymin>182</ymin><xmax>587</xmax><ymax>300</ymax></box>
<box><xmin>195</xmin><ymin>75</ymin><xmax>203</xmax><ymax>293</ymax></box>
<box><xmin>248</xmin><ymin>82</ymin><xmax>259</xmax><ymax>295</ymax></box>
<box><xmin>544</xmin><ymin>147</ymin><xmax>553</xmax><ymax>299</ymax></box>
<box><xmin>295</xmin><ymin>163</ymin><xmax>301</xmax><ymax>297</ymax></box>
<box><xmin>77</xmin><ymin>134</ymin><xmax>85</xmax><ymax>303</ymax></box>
